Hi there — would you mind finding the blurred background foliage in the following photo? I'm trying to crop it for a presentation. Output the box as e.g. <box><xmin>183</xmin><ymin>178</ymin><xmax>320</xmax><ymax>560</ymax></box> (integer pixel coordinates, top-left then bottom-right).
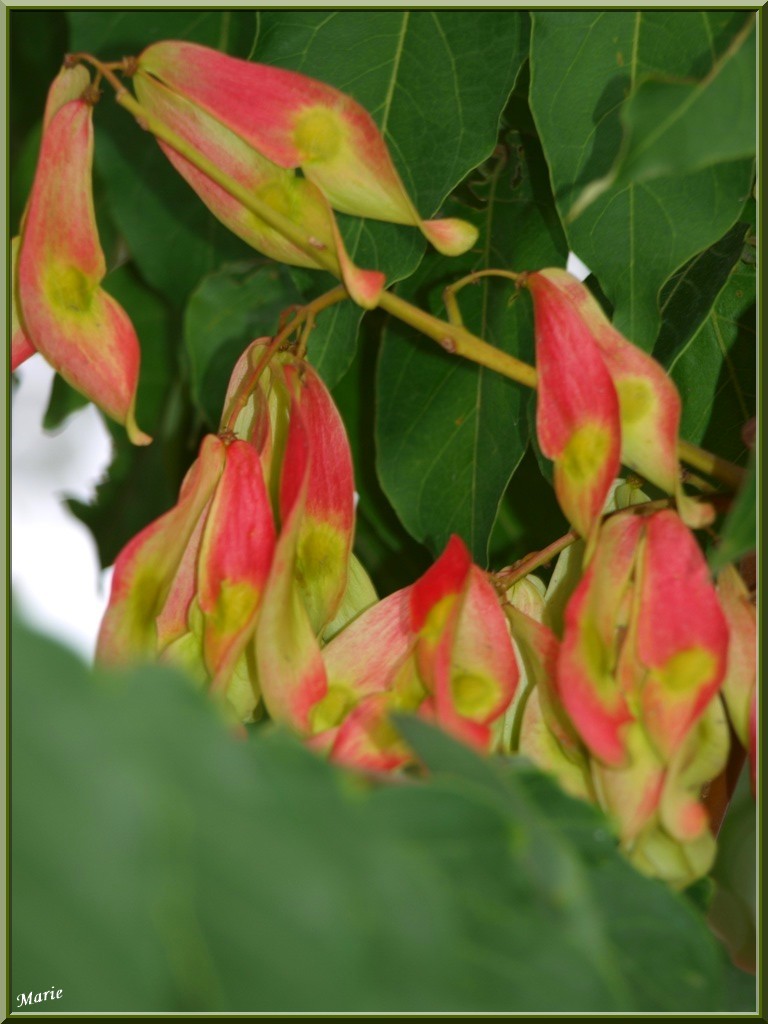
<box><xmin>9</xmin><ymin>9</ymin><xmax>756</xmax><ymax>1013</ymax></box>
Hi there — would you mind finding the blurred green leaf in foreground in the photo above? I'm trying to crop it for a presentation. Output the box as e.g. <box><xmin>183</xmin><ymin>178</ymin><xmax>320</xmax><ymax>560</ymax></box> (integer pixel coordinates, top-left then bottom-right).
<box><xmin>11</xmin><ymin>618</ymin><xmax>754</xmax><ymax>1014</ymax></box>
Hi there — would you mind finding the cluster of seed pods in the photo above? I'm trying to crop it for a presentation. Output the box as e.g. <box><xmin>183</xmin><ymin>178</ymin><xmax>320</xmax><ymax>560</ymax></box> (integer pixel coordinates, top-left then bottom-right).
<box><xmin>12</xmin><ymin>46</ymin><xmax>755</xmax><ymax>890</ymax></box>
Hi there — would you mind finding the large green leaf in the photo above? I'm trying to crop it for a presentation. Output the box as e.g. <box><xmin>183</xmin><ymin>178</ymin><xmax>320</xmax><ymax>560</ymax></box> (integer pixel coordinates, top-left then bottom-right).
<box><xmin>654</xmin><ymin>221</ymin><xmax>749</xmax><ymax>370</ymax></box>
<box><xmin>573</xmin><ymin>18</ymin><xmax>756</xmax><ymax>210</ymax></box>
<box><xmin>377</xmin><ymin>128</ymin><xmax>568</xmax><ymax>563</ymax></box>
<box><xmin>331</xmin><ymin>319</ymin><xmax>434</xmax><ymax>596</ymax></box>
<box><xmin>68</xmin><ymin>10</ymin><xmax>257</xmax><ymax>61</ymax></box>
<box><xmin>668</xmin><ymin>257</ymin><xmax>755</xmax><ymax>466</ymax></box>
<box><xmin>12</xmin><ymin>618</ymin><xmax>749</xmax><ymax>1013</ymax></box>
<box><xmin>529</xmin><ymin>10</ymin><xmax>755</xmax><ymax>350</ymax></box>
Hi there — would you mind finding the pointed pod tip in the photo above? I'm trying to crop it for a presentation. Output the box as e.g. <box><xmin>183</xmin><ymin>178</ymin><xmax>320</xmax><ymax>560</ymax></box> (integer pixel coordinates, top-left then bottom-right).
<box><xmin>677</xmin><ymin>492</ymin><xmax>715</xmax><ymax>529</ymax></box>
<box><xmin>342</xmin><ymin>266</ymin><xmax>386</xmax><ymax>310</ymax></box>
<box><xmin>126</xmin><ymin>409</ymin><xmax>153</xmax><ymax>447</ymax></box>
<box><xmin>422</xmin><ymin>218</ymin><xmax>478</xmax><ymax>257</ymax></box>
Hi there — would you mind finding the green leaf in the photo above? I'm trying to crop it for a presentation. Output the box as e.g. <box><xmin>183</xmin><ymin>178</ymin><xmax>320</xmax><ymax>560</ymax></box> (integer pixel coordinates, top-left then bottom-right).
<box><xmin>573</xmin><ymin>18</ymin><xmax>756</xmax><ymax>211</ymax></box>
<box><xmin>331</xmin><ymin>323</ymin><xmax>433</xmax><ymax>595</ymax></box>
<box><xmin>68</xmin><ymin>10</ymin><xmax>257</xmax><ymax>59</ymax></box>
<box><xmin>9</xmin><ymin>10</ymin><xmax>68</xmax><ymax>156</ymax></box>
<box><xmin>488</xmin><ymin>447</ymin><xmax>569</xmax><ymax>570</ymax></box>
<box><xmin>708</xmin><ymin>771</ymin><xmax>757</xmax><ymax>976</ymax></box>
<box><xmin>184</xmin><ymin>262</ymin><xmax>303</xmax><ymax>427</ymax></box>
<box><xmin>377</xmin><ymin>129</ymin><xmax>568</xmax><ymax>563</ymax></box>
<box><xmin>529</xmin><ymin>11</ymin><xmax>755</xmax><ymax>349</ymax></box>
<box><xmin>393</xmin><ymin>716</ymin><xmax>737</xmax><ymax>1013</ymax></box>
<box><xmin>668</xmin><ymin>257</ymin><xmax>755</xmax><ymax>465</ymax></box>
<box><xmin>709</xmin><ymin>449</ymin><xmax>756</xmax><ymax>573</ymax></box>
<box><xmin>654</xmin><ymin>221</ymin><xmax>749</xmax><ymax>369</ymax></box>
<box><xmin>13</xmin><ymin>618</ymin><xmax>740</xmax><ymax>1012</ymax></box>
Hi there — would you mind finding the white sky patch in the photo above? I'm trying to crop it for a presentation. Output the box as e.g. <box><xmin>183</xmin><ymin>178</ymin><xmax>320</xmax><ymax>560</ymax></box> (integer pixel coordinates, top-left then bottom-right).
<box><xmin>11</xmin><ymin>358</ymin><xmax>114</xmax><ymax>662</ymax></box>
<box><xmin>566</xmin><ymin>252</ymin><xmax>591</xmax><ymax>282</ymax></box>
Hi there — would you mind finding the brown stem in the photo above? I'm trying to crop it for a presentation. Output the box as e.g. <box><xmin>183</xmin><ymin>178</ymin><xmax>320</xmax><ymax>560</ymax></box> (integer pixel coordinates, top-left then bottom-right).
<box><xmin>222</xmin><ymin>285</ymin><xmax>348</xmax><ymax>433</ymax></box>
<box><xmin>494</xmin><ymin>530</ymin><xmax>579</xmax><ymax>588</ymax></box>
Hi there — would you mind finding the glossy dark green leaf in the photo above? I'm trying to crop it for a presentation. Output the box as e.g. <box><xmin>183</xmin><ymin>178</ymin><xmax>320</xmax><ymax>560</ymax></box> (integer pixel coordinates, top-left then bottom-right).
<box><xmin>184</xmin><ymin>262</ymin><xmax>303</xmax><ymax>427</ymax></box>
<box><xmin>573</xmin><ymin>19</ymin><xmax>756</xmax><ymax>210</ymax></box>
<box><xmin>709</xmin><ymin>449</ymin><xmax>756</xmax><ymax>573</ymax></box>
<box><xmin>377</xmin><ymin>130</ymin><xmax>567</xmax><ymax>563</ymax></box>
<box><xmin>68</xmin><ymin>10</ymin><xmax>257</xmax><ymax>59</ymax></box>
<box><xmin>669</xmin><ymin>258</ymin><xmax>755</xmax><ymax>466</ymax></box>
<box><xmin>13</xmin><ymin>619</ymin><xmax>742</xmax><ymax>1013</ymax></box>
<box><xmin>331</xmin><ymin>324</ymin><xmax>433</xmax><ymax>596</ymax></box>
<box><xmin>654</xmin><ymin>222</ymin><xmax>749</xmax><ymax>369</ymax></box>
<box><xmin>529</xmin><ymin>10</ymin><xmax>755</xmax><ymax>350</ymax></box>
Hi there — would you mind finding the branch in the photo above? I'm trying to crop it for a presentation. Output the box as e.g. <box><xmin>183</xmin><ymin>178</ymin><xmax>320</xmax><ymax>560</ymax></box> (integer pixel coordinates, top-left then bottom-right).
<box><xmin>75</xmin><ymin>54</ymin><xmax>746</xmax><ymax>493</ymax></box>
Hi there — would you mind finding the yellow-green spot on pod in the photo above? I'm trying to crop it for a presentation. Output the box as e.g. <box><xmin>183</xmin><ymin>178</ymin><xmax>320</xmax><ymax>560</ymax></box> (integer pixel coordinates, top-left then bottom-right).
<box><xmin>222</xmin><ymin>649</ymin><xmax>261</xmax><ymax>722</ymax></box>
<box><xmin>579</xmin><ymin>619</ymin><xmax>616</xmax><ymax>696</ymax></box>
<box><xmin>616</xmin><ymin>376</ymin><xmax>655</xmax><ymax>425</ymax></box>
<box><xmin>296</xmin><ymin>521</ymin><xmax>346</xmax><ymax>590</ymax></box>
<box><xmin>450</xmin><ymin>672</ymin><xmax>499</xmax><ymax>720</ymax></box>
<box><xmin>391</xmin><ymin>656</ymin><xmax>428</xmax><ymax>712</ymax></box>
<box><xmin>255</xmin><ymin>179</ymin><xmax>299</xmax><ymax>220</ymax></box>
<box><xmin>367</xmin><ymin>705</ymin><xmax>404</xmax><ymax>752</ymax></box>
<box><xmin>654</xmin><ymin>647</ymin><xmax>717</xmax><ymax>694</ymax></box>
<box><xmin>309</xmin><ymin>684</ymin><xmax>356</xmax><ymax>733</ymax></box>
<box><xmin>208</xmin><ymin>579</ymin><xmax>260</xmax><ymax>633</ymax></box>
<box><xmin>293</xmin><ymin>106</ymin><xmax>344</xmax><ymax>163</ymax></box>
<box><xmin>561</xmin><ymin>422</ymin><xmax>612</xmax><ymax>484</ymax></box>
<box><xmin>419</xmin><ymin>594</ymin><xmax>456</xmax><ymax>644</ymax></box>
<box><xmin>44</xmin><ymin>263</ymin><xmax>93</xmax><ymax>316</ymax></box>
<box><xmin>123</xmin><ymin>566</ymin><xmax>177</xmax><ymax>655</ymax></box>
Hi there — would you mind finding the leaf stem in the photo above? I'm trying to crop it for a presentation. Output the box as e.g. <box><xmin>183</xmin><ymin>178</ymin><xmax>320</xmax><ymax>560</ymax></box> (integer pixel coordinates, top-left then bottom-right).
<box><xmin>677</xmin><ymin>439</ymin><xmax>745</xmax><ymax>490</ymax></box>
<box><xmin>377</xmin><ymin>290</ymin><xmax>539</xmax><ymax>389</ymax></box>
<box><xmin>442</xmin><ymin>269</ymin><xmax>521</xmax><ymax>326</ymax></box>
